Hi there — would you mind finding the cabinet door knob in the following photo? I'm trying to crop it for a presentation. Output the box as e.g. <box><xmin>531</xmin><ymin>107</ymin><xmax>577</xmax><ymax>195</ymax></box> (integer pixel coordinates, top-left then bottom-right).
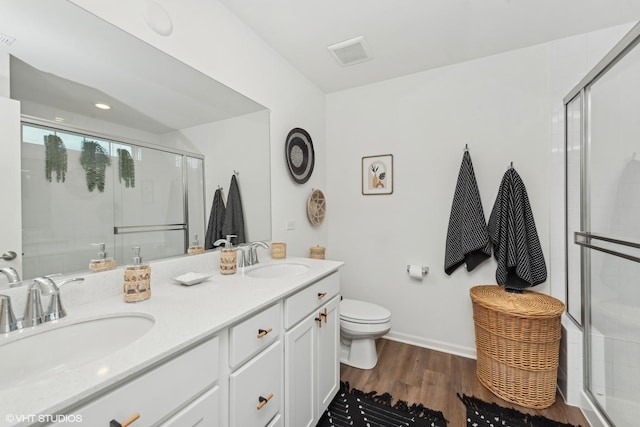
<box><xmin>257</xmin><ymin>393</ymin><xmax>274</xmax><ymax>410</ymax></box>
<box><xmin>257</xmin><ymin>327</ymin><xmax>273</xmax><ymax>338</ymax></box>
<box><xmin>110</xmin><ymin>413</ymin><xmax>140</xmax><ymax>427</ymax></box>
<box><xmin>317</xmin><ymin>292</ymin><xmax>327</xmax><ymax>299</ymax></box>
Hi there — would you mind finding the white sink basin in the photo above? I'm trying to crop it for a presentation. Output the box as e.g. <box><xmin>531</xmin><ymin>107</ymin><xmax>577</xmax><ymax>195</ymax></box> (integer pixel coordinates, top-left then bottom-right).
<box><xmin>246</xmin><ymin>262</ymin><xmax>310</xmax><ymax>279</ymax></box>
<box><xmin>0</xmin><ymin>314</ymin><xmax>154</xmax><ymax>389</ymax></box>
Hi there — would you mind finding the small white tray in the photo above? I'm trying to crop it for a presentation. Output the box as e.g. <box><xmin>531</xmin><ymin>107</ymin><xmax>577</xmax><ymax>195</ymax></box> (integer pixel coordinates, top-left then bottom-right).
<box><xmin>172</xmin><ymin>272</ymin><xmax>211</xmax><ymax>286</ymax></box>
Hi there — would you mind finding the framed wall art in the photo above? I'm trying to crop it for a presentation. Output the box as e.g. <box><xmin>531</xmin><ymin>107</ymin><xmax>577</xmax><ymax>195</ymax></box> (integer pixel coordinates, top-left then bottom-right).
<box><xmin>362</xmin><ymin>154</ymin><xmax>393</xmax><ymax>195</ymax></box>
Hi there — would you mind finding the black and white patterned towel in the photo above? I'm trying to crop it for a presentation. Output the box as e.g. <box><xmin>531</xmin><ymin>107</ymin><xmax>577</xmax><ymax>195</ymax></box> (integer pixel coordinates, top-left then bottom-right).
<box><xmin>488</xmin><ymin>168</ymin><xmax>547</xmax><ymax>290</ymax></box>
<box><xmin>444</xmin><ymin>151</ymin><xmax>491</xmax><ymax>275</ymax></box>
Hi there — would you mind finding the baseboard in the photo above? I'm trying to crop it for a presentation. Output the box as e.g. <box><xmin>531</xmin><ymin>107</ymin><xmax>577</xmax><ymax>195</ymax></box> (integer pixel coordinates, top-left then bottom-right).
<box><xmin>383</xmin><ymin>331</ymin><xmax>477</xmax><ymax>360</ymax></box>
<box><xmin>579</xmin><ymin>390</ymin><xmax>610</xmax><ymax>427</ymax></box>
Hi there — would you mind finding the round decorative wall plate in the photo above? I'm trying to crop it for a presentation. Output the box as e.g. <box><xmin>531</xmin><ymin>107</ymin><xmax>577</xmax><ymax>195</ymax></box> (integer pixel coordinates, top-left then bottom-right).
<box><xmin>307</xmin><ymin>189</ymin><xmax>326</xmax><ymax>226</ymax></box>
<box><xmin>285</xmin><ymin>128</ymin><xmax>314</xmax><ymax>184</ymax></box>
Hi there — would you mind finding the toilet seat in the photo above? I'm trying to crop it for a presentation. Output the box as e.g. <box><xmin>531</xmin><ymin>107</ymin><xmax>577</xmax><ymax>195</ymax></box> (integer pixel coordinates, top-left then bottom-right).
<box><xmin>340</xmin><ymin>299</ymin><xmax>391</xmax><ymax>324</ymax></box>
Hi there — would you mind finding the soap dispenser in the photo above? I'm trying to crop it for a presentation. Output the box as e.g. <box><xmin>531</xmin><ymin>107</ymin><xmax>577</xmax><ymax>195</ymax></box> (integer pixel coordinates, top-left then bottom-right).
<box><xmin>123</xmin><ymin>246</ymin><xmax>151</xmax><ymax>302</ymax></box>
<box><xmin>214</xmin><ymin>235</ymin><xmax>237</xmax><ymax>275</ymax></box>
<box><xmin>187</xmin><ymin>233</ymin><xmax>205</xmax><ymax>255</ymax></box>
<box><xmin>89</xmin><ymin>243</ymin><xmax>116</xmax><ymax>272</ymax></box>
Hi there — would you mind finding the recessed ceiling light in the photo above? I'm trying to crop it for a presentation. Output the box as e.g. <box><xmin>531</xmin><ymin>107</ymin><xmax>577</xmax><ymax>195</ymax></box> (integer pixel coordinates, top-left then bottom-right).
<box><xmin>54</xmin><ymin>116</ymin><xmax>65</xmax><ymax>122</ymax></box>
<box><xmin>95</xmin><ymin>103</ymin><xmax>111</xmax><ymax>110</ymax></box>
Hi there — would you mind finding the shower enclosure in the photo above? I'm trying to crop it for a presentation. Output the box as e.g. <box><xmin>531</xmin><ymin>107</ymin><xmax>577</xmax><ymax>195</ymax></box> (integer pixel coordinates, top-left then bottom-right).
<box><xmin>565</xmin><ymin>23</ymin><xmax>640</xmax><ymax>427</ymax></box>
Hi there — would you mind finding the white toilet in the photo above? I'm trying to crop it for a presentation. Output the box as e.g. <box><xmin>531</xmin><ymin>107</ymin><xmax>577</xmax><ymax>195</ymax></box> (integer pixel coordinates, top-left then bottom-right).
<box><xmin>340</xmin><ymin>298</ymin><xmax>392</xmax><ymax>369</ymax></box>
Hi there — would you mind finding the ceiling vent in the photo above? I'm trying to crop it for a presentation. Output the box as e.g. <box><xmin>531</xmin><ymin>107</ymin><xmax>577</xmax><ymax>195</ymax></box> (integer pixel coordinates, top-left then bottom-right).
<box><xmin>328</xmin><ymin>36</ymin><xmax>371</xmax><ymax>67</ymax></box>
<box><xmin>0</xmin><ymin>32</ymin><xmax>16</xmax><ymax>46</ymax></box>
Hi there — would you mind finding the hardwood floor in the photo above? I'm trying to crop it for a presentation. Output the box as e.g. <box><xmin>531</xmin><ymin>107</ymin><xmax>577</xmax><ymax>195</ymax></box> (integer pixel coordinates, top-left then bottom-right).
<box><xmin>339</xmin><ymin>339</ymin><xmax>589</xmax><ymax>427</ymax></box>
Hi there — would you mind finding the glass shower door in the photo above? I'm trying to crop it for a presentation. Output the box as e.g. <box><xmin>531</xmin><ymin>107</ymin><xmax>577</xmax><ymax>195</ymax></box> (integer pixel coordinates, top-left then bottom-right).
<box><xmin>113</xmin><ymin>144</ymin><xmax>187</xmax><ymax>264</ymax></box>
<box><xmin>575</xmin><ymin>35</ymin><xmax>640</xmax><ymax>427</ymax></box>
<box><xmin>575</xmin><ymin>238</ymin><xmax>640</xmax><ymax>427</ymax></box>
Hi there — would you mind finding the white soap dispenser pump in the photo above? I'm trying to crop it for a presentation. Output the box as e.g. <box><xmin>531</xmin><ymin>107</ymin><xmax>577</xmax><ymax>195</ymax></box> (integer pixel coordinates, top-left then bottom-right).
<box><xmin>214</xmin><ymin>234</ymin><xmax>237</xmax><ymax>275</ymax></box>
<box><xmin>89</xmin><ymin>243</ymin><xmax>116</xmax><ymax>272</ymax></box>
<box><xmin>188</xmin><ymin>233</ymin><xmax>205</xmax><ymax>255</ymax></box>
<box><xmin>123</xmin><ymin>246</ymin><xmax>151</xmax><ymax>302</ymax></box>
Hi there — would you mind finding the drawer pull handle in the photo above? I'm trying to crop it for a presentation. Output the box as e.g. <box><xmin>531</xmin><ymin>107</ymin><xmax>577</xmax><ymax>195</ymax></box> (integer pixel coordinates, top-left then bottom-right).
<box><xmin>257</xmin><ymin>327</ymin><xmax>273</xmax><ymax>338</ymax></box>
<box><xmin>315</xmin><ymin>315</ymin><xmax>322</xmax><ymax>328</ymax></box>
<box><xmin>317</xmin><ymin>292</ymin><xmax>327</xmax><ymax>299</ymax></box>
<box><xmin>257</xmin><ymin>393</ymin><xmax>274</xmax><ymax>410</ymax></box>
<box><xmin>320</xmin><ymin>308</ymin><xmax>328</xmax><ymax>324</ymax></box>
<box><xmin>110</xmin><ymin>413</ymin><xmax>140</xmax><ymax>427</ymax></box>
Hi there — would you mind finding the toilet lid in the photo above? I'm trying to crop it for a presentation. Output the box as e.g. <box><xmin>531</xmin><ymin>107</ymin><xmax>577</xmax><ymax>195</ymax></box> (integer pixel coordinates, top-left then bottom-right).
<box><xmin>340</xmin><ymin>299</ymin><xmax>391</xmax><ymax>323</ymax></box>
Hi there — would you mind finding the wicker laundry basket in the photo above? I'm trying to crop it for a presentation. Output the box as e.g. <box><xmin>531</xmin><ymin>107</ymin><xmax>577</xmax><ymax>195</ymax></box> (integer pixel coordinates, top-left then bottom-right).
<box><xmin>470</xmin><ymin>285</ymin><xmax>565</xmax><ymax>409</ymax></box>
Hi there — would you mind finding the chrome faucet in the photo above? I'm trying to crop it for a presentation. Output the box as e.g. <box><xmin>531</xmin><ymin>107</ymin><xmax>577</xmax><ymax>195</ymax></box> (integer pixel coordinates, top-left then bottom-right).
<box><xmin>248</xmin><ymin>241</ymin><xmax>269</xmax><ymax>266</ymax></box>
<box><xmin>237</xmin><ymin>246</ymin><xmax>248</xmax><ymax>268</ymax></box>
<box><xmin>0</xmin><ymin>295</ymin><xmax>20</xmax><ymax>333</ymax></box>
<box><xmin>24</xmin><ymin>276</ymin><xmax>85</xmax><ymax>326</ymax></box>
<box><xmin>0</xmin><ymin>267</ymin><xmax>21</xmax><ymax>286</ymax></box>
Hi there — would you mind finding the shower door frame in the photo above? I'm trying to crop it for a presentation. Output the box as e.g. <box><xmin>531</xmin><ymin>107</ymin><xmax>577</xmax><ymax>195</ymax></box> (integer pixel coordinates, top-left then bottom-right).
<box><xmin>564</xmin><ymin>22</ymin><xmax>640</xmax><ymax>427</ymax></box>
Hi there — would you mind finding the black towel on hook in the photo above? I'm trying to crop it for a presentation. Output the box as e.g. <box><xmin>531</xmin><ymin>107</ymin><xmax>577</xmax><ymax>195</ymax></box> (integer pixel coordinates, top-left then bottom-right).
<box><xmin>222</xmin><ymin>174</ymin><xmax>246</xmax><ymax>245</ymax></box>
<box><xmin>205</xmin><ymin>188</ymin><xmax>226</xmax><ymax>249</ymax></box>
<box><xmin>488</xmin><ymin>168</ymin><xmax>547</xmax><ymax>290</ymax></box>
<box><xmin>444</xmin><ymin>151</ymin><xmax>491</xmax><ymax>274</ymax></box>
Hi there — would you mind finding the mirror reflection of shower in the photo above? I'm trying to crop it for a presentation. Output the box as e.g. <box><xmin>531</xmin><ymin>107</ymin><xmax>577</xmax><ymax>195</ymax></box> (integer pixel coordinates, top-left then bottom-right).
<box><xmin>21</xmin><ymin>122</ymin><xmax>205</xmax><ymax>279</ymax></box>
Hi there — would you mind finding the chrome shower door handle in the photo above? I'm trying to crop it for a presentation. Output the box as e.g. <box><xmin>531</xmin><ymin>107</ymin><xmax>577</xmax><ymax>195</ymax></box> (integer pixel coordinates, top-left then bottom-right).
<box><xmin>1</xmin><ymin>251</ymin><xmax>17</xmax><ymax>261</ymax></box>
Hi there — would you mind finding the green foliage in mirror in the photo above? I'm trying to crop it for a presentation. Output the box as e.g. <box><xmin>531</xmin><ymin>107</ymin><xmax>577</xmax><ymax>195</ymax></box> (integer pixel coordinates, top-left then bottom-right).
<box><xmin>80</xmin><ymin>139</ymin><xmax>111</xmax><ymax>192</ymax></box>
<box><xmin>117</xmin><ymin>148</ymin><xmax>135</xmax><ymax>188</ymax></box>
<box><xmin>44</xmin><ymin>134</ymin><xmax>67</xmax><ymax>183</ymax></box>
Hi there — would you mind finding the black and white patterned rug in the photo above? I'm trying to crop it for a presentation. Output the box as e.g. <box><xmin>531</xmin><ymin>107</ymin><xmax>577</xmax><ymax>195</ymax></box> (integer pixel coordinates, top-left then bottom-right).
<box><xmin>317</xmin><ymin>382</ymin><xmax>448</xmax><ymax>427</ymax></box>
<box><xmin>458</xmin><ymin>394</ymin><xmax>582</xmax><ymax>427</ymax></box>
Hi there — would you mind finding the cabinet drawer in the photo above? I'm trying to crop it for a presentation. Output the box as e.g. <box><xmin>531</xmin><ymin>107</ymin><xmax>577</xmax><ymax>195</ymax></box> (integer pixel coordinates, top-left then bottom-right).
<box><xmin>160</xmin><ymin>385</ymin><xmax>219</xmax><ymax>427</ymax></box>
<box><xmin>230</xmin><ymin>303</ymin><xmax>281</xmax><ymax>368</ymax></box>
<box><xmin>284</xmin><ymin>272</ymin><xmax>339</xmax><ymax>329</ymax></box>
<box><xmin>230</xmin><ymin>341</ymin><xmax>283</xmax><ymax>427</ymax></box>
<box><xmin>55</xmin><ymin>337</ymin><xmax>219</xmax><ymax>426</ymax></box>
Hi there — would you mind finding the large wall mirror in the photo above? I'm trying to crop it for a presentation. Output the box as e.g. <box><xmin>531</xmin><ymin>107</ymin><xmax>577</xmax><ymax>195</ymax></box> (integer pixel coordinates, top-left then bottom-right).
<box><xmin>0</xmin><ymin>0</ymin><xmax>271</xmax><ymax>288</ymax></box>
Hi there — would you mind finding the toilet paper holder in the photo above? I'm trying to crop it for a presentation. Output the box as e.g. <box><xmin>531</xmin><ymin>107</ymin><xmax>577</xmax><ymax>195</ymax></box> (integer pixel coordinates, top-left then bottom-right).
<box><xmin>406</xmin><ymin>265</ymin><xmax>429</xmax><ymax>276</ymax></box>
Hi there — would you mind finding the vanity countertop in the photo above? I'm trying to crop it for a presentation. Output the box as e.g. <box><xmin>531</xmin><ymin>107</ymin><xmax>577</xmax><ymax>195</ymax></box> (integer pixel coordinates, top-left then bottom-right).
<box><xmin>0</xmin><ymin>257</ymin><xmax>342</xmax><ymax>426</ymax></box>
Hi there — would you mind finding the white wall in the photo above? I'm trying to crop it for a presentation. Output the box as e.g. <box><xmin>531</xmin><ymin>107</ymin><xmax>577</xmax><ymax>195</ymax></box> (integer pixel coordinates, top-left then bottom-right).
<box><xmin>326</xmin><ymin>25</ymin><xmax>631</xmax><ymax>357</ymax></box>
<box><xmin>171</xmin><ymin>110</ymin><xmax>272</xmax><ymax>244</ymax></box>
<box><xmin>69</xmin><ymin>0</ymin><xmax>328</xmax><ymax>257</ymax></box>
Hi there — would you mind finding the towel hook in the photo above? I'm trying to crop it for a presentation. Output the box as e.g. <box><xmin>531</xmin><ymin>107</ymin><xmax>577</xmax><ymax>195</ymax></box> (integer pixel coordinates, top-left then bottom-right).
<box><xmin>509</xmin><ymin>161</ymin><xmax>514</xmax><ymax>169</ymax></box>
<box><xmin>217</xmin><ymin>185</ymin><xmax>223</xmax><ymax>191</ymax></box>
<box><xmin>233</xmin><ymin>170</ymin><xmax>239</xmax><ymax>176</ymax></box>
<box><xmin>464</xmin><ymin>144</ymin><xmax>468</xmax><ymax>152</ymax></box>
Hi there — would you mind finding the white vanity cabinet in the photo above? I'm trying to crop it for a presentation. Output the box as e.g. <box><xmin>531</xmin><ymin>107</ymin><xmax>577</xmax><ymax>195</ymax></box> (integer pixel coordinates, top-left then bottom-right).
<box><xmin>38</xmin><ymin>263</ymin><xmax>342</xmax><ymax>427</ymax></box>
<box><xmin>284</xmin><ymin>272</ymin><xmax>340</xmax><ymax>427</ymax></box>
<box><xmin>49</xmin><ymin>336</ymin><xmax>221</xmax><ymax>426</ymax></box>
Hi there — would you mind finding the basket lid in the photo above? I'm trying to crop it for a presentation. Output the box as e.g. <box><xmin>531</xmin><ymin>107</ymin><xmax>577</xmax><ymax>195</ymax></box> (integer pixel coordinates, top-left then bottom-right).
<box><xmin>470</xmin><ymin>285</ymin><xmax>565</xmax><ymax>317</ymax></box>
